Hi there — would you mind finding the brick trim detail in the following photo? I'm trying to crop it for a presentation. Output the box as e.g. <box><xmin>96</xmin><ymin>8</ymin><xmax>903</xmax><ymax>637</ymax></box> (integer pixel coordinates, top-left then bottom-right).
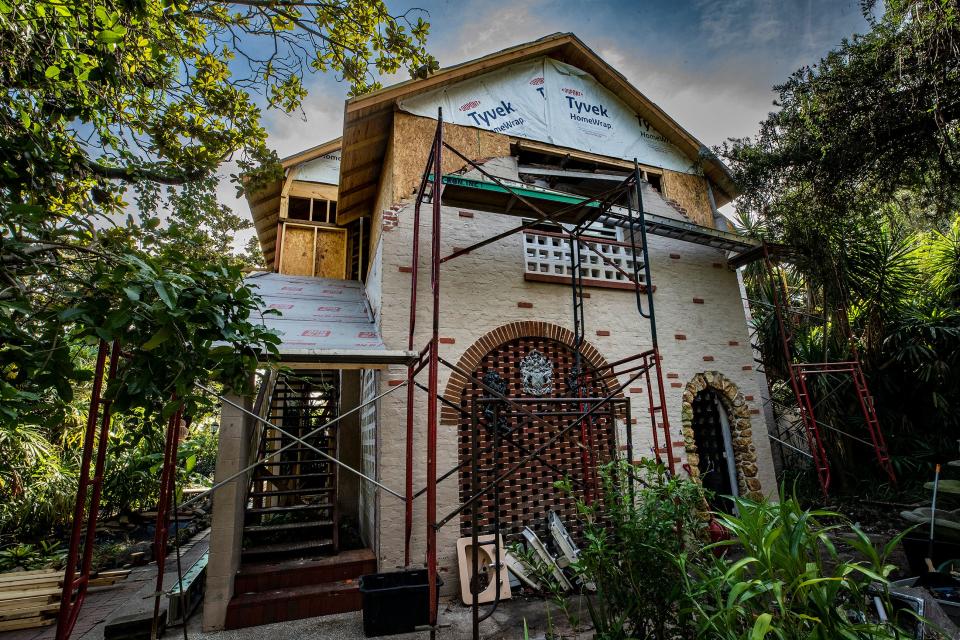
<box><xmin>680</xmin><ymin>371</ymin><xmax>763</xmax><ymax>500</ymax></box>
<box><xmin>440</xmin><ymin>321</ymin><xmax>619</xmax><ymax>426</ymax></box>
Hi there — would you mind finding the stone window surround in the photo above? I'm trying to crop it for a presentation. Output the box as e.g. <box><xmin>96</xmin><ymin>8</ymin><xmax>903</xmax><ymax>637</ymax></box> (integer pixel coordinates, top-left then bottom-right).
<box><xmin>680</xmin><ymin>371</ymin><xmax>763</xmax><ymax>501</ymax></box>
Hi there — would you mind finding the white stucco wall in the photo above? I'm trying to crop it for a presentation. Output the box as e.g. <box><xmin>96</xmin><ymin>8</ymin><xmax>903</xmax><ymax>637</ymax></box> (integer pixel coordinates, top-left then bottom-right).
<box><xmin>364</xmin><ymin>184</ymin><xmax>778</xmax><ymax>587</ymax></box>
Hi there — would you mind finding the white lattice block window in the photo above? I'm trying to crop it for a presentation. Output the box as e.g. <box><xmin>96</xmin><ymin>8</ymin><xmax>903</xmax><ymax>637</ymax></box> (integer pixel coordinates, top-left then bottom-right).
<box><xmin>523</xmin><ymin>231</ymin><xmax>648</xmax><ymax>291</ymax></box>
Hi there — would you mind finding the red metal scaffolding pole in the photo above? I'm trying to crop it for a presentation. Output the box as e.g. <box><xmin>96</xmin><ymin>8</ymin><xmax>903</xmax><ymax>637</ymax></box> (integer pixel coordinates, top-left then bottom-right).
<box><xmin>425</xmin><ymin>109</ymin><xmax>443</xmax><ymax>628</ymax></box>
<box><xmin>150</xmin><ymin>404</ymin><xmax>187</xmax><ymax>640</ymax></box>
<box><xmin>56</xmin><ymin>340</ymin><xmax>120</xmax><ymax>640</ymax></box>
<box><xmin>405</xmin><ymin>123</ymin><xmax>438</xmax><ymax>566</ymax></box>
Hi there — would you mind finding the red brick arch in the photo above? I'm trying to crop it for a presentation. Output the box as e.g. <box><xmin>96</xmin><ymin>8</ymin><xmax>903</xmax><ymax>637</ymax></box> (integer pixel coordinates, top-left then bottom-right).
<box><xmin>440</xmin><ymin>321</ymin><xmax>618</xmax><ymax>426</ymax></box>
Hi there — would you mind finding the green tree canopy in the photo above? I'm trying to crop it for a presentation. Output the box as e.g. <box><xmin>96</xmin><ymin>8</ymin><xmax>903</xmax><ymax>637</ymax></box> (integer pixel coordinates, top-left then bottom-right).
<box><xmin>726</xmin><ymin>0</ymin><xmax>960</xmax><ymax>490</ymax></box>
<box><xmin>0</xmin><ymin>0</ymin><xmax>435</xmax><ymax>425</ymax></box>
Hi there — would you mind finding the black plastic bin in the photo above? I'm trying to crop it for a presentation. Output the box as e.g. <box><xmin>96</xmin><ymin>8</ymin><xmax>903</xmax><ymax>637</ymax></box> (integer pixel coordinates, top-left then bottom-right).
<box><xmin>358</xmin><ymin>569</ymin><xmax>440</xmax><ymax>637</ymax></box>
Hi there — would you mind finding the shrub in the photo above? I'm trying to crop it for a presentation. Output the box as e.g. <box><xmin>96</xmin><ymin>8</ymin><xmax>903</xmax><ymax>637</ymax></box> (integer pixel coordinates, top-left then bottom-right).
<box><xmin>675</xmin><ymin>494</ymin><xmax>913</xmax><ymax>639</ymax></box>
<box><xmin>513</xmin><ymin>460</ymin><xmax>707</xmax><ymax>639</ymax></box>
<box><xmin>573</xmin><ymin>460</ymin><xmax>707</xmax><ymax>639</ymax></box>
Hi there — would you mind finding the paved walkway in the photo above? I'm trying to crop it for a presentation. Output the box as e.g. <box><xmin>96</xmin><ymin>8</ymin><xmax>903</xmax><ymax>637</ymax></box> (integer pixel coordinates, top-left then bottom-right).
<box><xmin>3</xmin><ymin>529</ymin><xmax>587</xmax><ymax>640</ymax></box>
<box><xmin>184</xmin><ymin>596</ymin><xmax>585</xmax><ymax>640</ymax></box>
<box><xmin>2</xmin><ymin>530</ymin><xmax>210</xmax><ymax>640</ymax></box>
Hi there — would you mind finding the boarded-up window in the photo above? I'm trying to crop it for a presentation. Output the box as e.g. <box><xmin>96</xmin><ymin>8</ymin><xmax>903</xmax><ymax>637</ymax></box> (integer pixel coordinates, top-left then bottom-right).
<box><xmin>278</xmin><ymin>222</ymin><xmax>348</xmax><ymax>279</ymax></box>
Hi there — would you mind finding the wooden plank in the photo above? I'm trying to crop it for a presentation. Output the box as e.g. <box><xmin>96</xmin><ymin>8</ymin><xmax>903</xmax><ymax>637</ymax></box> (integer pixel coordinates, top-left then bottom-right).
<box><xmin>0</xmin><ymin>577</ymin><xmax>60</xmax><ymax>590</ymax></box>
<box><xmin>0</xmin><ymin>570</ymin><xmax>57</xmax><ymax>580</ymax></box>
<box><xmin>278</xmin><ymin>166</ymin><xmax>299</xmax><ymax>220</ymax></box>
<box><xmin>278</xmin><ymin>225</ymin><xmax>315</xmax><ymax>277</ymax></box>
<box><xmin>0</xmin><ymin>587</ymin><xmax>61</xmax><ymax>600</ymax></box>
<box><xmin>287</xmin><ymin>181</ymin><xmax>338</xmax><ymax>201</ymax></box>
<box><xmin>0</xmin><ymin>596</ymin><xmax>58</xmax><ymax>613</ymax></box>
<box><xmin>0</xmin><ymin>602</ymin><xmax>59</xmax><ymax>621</ymax></box>
<box><xmin>0</xmin><ymin>616</ymin><xmax>55</xmax><ymax>631</ymax></box>
<box><xmin>314</xmin><ymin>228</ymin><xmax>348</xmax><ymax>279</ymax></box>
<box><xmin>280</xmin><ymin>137</ymin><xmax>342</xmax><ymax>169</ymax></box>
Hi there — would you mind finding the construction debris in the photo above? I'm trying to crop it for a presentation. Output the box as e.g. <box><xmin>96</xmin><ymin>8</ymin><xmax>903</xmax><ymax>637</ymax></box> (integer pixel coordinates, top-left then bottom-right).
<box><xmin>0</xmin><ymin>568</ymin><xmax>129</xmax><ymax>631</ymax></box>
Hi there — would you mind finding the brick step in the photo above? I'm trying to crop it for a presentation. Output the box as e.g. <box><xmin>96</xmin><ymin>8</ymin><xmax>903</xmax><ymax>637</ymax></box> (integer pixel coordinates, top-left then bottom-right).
<box><xmin>225</xmin><ymin>580</ymin><xmax>361</xmax><ymax>629</ymax></box>
<box><xmin>242</xmin><ymin>538</ymin><xmax>334</xmax><ymax>560</ymax></box>
<box><xmin>234</xmin><ymin>549</ymin><xmax>376</xmax><ymax>593</ymax></box>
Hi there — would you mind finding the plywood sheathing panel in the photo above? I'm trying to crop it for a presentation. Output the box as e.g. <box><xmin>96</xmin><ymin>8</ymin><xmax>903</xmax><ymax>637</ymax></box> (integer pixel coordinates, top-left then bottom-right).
<box><xmin>393</xmin><ymin>112</ymin><xmax>512</xmax><ymax>201</ymax></box>
<box><xmin>315</xmin><ymin>227</ymin><xmax>348</xmax><ymax>279</ymax></box>
<box><xmin>279</xmin><ymin>225</ymin><xmax>315</xmax><ymax>276</ymax></box>
<box><xmin>366</xmin><ymin>125</ymin><xmax>397</xmax><ymax>262</ymax></box>
<box><xmin>662</xmin><ymin>170</ymin><xmax>714</xmax><ymax>228</ymax></box>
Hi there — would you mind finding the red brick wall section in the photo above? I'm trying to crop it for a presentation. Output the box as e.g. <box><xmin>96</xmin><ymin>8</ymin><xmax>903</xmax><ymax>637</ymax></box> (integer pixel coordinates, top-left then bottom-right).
<box><xmin>456</xmin><ymin>334</ymin><xmax>620</xmax><ymax>542</ymax></box>
<box><xmin>440</xmin><ymin>321</ymin><xmax>615</xmax><ymax>426</ymax></box>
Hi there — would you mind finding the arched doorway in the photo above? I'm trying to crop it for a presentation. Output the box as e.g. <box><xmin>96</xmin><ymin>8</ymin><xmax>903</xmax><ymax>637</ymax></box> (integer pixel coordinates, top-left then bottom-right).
<box><xmin>681</xmin><ymin>371</ymin><xmax>764</xmax><ymax>504</ymax></box>
<box><xmin>690</xmin><ymin>388</ymin><xmax>739</xmax><ymax>512</ymax></box>
<box><xmin>445</xmin><ymin>324</ymin><xmax>621</xmax><ymax>542</ymax></box>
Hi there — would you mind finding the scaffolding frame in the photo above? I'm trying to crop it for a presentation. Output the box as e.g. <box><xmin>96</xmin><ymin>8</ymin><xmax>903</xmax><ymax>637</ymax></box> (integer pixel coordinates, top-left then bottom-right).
<box><xmin>749</xmin><ymin>243</ymin><xmax>896</xmax><ymax>496</ymax></box>
<box><xmin>403</xmin><ymin>112</ymin><xmax>688</xmax><ymax>633</ymax></box>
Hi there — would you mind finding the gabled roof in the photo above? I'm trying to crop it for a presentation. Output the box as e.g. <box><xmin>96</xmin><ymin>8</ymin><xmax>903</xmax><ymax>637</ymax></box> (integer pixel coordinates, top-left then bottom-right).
<box><xmin>336</xmin><ymin>32</ymin><xmax>739</xmax><ymax>223</ymax></box>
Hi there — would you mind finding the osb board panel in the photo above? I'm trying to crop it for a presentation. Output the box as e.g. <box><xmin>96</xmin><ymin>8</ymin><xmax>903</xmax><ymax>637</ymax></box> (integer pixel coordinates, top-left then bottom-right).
<box><xmin>314</xmin><ymin>227</ymin><xmax>348</xmax><ymax>279</ymax></box>
<box><xmin>662</xmin><ymin>170</ymin><xmax>714</xmax><ymax>228</ymax></box>
<box><xmin>393</xmin><ymin>112</ymin><xmax>512</xmax><ymax>201</ymax></box>
<box><xmin>365</xmin><ymin>130</ymin><xmax>396</xmax><ymax>255</ymax></box>
<box><xmin>279</xmin><ymin>225</ymin><xmax>315</xmax><ymax>276</ymax></box>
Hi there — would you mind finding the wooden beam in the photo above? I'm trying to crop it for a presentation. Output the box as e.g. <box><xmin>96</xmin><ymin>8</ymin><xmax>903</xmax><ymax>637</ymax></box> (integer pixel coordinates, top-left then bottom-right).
<box><xmin>517</xmin><ymin>165</ymin><xmax>632</xmax><ymax>182</ymax></box>
<box><xmin>337</xmin><ymin>181</ymin><xmax>378</xmax><ymax>200</ymax></box>
<box><xmin>280</xmin><ymin>137</ymin><xmax>342</xmax><ymax>169</ymax></box>
<box><xmin>513</xmin><ymin>140</ymin><xmax>662</xmax><ymax>173</ymax></box>
<box><xmin>278</xmin><ymin>166</ymin><xmax>299</xmax><ymax>220</ymax></box>
<box><xmin>287</xmin><ymin>181</ymin><xmax>338</xmax><ymax>201</ymax></box>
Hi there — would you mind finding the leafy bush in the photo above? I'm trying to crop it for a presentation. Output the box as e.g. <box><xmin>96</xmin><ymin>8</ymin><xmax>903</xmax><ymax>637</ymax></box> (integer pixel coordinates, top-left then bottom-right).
<box><xmin>675</xmin><ymin>494</ymin><xmax>913</xmax><ymax>639</ymax></box>
<box><xmin>0</xmin><ymin>410</ymin><xmax>220</xmax><ymax>542</ymax></box>
<box><xmin>0</xmin><ymin>541</ymin><xmax>66</xmax><ymax>571</ymax></box>
<box><xmin>573</xmin><ymin>460</ymin><xmax>707</xmax><ymax>639</ymax></box>
<box><xmin>513</xmin><ymin>460</ymin><xmax>707</xmax><ymax>639</ymax></box>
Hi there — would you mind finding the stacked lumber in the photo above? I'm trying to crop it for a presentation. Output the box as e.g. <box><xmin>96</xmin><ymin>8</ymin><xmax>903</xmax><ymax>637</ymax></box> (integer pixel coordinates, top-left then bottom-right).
<box><xmin>0</xmin><ymin>568</ymin><xmax>130</xmax><ymax>632</ymax></box>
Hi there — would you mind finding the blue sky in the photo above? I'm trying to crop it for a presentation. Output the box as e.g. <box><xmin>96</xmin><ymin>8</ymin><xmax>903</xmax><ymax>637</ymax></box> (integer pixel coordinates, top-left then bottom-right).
<box><xmin>223</xmin><ymin>0</ymin><xmax>872</xmax><ymax>236</ymax></box>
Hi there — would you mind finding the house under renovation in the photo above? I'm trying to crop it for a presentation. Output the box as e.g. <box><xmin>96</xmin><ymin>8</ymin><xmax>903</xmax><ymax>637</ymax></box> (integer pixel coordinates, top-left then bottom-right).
<box><xmin>201</xmin><ymin>33</ymin><xmax>780</xmax><ymax>631</ymax></box>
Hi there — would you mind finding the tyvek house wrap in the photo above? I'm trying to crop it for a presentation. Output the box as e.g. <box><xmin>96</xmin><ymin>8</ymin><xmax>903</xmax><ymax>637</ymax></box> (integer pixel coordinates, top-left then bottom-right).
<box><xmin>244</xmin><ymin>272</ymin><xmax>414</xmax><ymax>364</ymax></box>
<box><xmin>398</xmin><ymin>56</ymin><xmax>698</xmax><ymax>176</ymax></box>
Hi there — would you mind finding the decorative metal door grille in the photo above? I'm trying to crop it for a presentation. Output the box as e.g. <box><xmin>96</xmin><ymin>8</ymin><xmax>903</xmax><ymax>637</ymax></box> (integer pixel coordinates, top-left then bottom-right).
<box><xmin>691</xmin><ymin>389</ymin><xmax>734</xmax><ymax>513</ymax></box>
<box><xmin>458</xmin><ymin>337</ymin><xmax>621</xmax><ymax>541</ymax></box>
